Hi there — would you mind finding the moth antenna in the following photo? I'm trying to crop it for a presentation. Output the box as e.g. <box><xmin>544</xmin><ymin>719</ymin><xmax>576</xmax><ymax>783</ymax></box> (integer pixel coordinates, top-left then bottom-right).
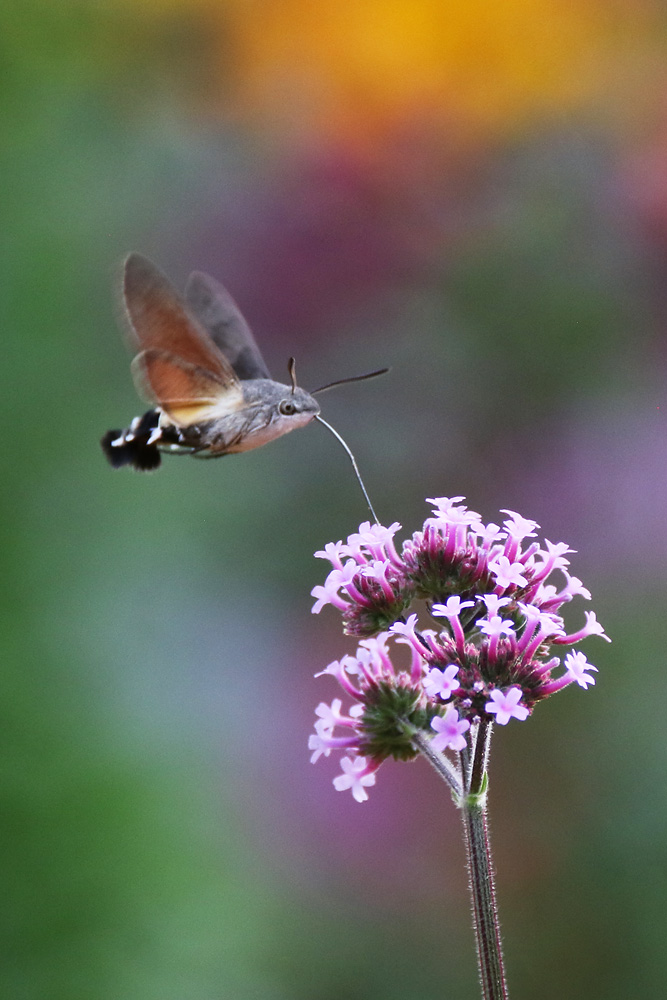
<box><xmin>287</xmin><ymin>356</ymin><xmax>298</xmax><ymax>395</ymax></box>
<box><xmin>314</xmin><ymin>415</ymin><xmax>380</xmax><ymax>525</ymax></box>
<box><xmin>311</xmin><ymin>367</ymin><xmax>390</xmax><ymax>396</ymax></box>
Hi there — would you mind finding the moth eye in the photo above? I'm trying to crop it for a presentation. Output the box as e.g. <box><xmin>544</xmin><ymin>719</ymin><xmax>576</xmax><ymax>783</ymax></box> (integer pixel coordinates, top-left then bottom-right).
<box><xmin>279</xmin><ymin>399</ymin><xmax>297</xmax><ymax>416</ymax></box>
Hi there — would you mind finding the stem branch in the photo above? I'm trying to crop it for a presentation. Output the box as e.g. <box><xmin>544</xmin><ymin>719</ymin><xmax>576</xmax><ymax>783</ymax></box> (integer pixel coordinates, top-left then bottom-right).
<box><xmin>411</xmin><ymin>730</ymin><xmax>463</xmax><ymax>799</ymax></box>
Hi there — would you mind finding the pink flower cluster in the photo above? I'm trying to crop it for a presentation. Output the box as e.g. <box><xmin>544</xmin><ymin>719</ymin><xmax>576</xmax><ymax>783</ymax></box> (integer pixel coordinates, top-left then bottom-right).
<box><xmin>310</xmin><ymin>497</ymin><xmax>609</xmax><ymax>802</ymax></box>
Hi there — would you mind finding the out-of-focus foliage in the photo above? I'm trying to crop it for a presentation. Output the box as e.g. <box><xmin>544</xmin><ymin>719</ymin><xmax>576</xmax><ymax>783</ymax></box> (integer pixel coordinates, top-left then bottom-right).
<box><xmin>2</xmin><ymin>1</ymin><xmax>667</xmax><ymax>997</ymax></box>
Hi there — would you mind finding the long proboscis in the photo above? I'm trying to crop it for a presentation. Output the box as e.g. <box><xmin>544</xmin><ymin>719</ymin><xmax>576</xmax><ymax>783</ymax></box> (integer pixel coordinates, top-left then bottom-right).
<box><xmin>314</xmin><ymin>415</ymin><xmax>380</xmax><ymax>524</ymax></box>
<box><xmin>311</xmin><ymin>367</ymin><xmax>390</xmax><ymax>395</ymax></box>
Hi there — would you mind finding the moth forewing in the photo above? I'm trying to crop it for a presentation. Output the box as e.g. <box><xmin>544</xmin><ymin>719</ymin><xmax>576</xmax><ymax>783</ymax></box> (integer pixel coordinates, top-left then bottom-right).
<box><xmin>185</xmin><ymin>271</ymin><xmax>271</xmax><ymax>381</ymax></box>
<box><xmin>123</xmin><ymin>253</ymin><xmax>236</xmax><ymax>386</ymax></box>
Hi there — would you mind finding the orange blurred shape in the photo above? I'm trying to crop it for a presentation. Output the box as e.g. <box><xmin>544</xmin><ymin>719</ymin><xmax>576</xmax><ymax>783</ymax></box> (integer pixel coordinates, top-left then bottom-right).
<box><xmin>205</xmin><ymin>0</ymin><xmax>660</xmax><ymax>146</ymax></box>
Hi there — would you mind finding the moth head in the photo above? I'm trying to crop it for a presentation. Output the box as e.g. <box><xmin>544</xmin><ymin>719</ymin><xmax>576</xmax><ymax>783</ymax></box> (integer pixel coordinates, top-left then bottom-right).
<box><xmin>278</xmin><ymin>357</ymin><xmax>320</xmax><ymax>421</ymax></box>
<box><xmin>278</xmin><ymin>387</ymin><xmax>320</xmax><ymax>419</ymax></box>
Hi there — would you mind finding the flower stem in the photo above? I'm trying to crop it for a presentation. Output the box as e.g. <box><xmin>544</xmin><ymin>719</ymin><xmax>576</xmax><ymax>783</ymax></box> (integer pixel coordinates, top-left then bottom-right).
<box><xmin>460</xmin><ymin>722</ymin><xmax>509</xmax><ymax>1000</ymax></box>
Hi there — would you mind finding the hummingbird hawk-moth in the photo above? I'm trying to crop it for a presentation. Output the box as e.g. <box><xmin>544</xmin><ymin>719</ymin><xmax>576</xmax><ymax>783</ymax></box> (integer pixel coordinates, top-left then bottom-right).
<box><xmin>101</xmin><ymin>254</ymin><xmax>387</xmax><ymax>502</ymax></box>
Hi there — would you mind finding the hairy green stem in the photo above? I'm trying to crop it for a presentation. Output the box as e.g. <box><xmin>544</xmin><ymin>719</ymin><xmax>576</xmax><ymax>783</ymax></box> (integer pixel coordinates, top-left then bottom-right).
<box><xmin>461</xmin><ymin>722</ymin><xmax>508</xmax><ymax>1000</ymax></box>
<box><xmin>414</xmin><ymin>720</ymin><xmax>508</xmax><ymax>999</ymax></box>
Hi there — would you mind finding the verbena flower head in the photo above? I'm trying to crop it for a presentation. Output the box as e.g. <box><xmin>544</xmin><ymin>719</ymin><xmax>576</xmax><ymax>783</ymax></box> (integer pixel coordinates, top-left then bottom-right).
<box><xmin>310</xmin><ymin>497</ymin><xmax>609</xmax><ymax>801</ymax></box>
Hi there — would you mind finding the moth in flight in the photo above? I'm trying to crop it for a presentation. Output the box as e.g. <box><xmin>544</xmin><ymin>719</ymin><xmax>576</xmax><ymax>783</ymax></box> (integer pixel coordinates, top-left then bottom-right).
<box><xmin>101</xmin><ymin>254</ymin><xmax>386</xmax><ymax>514</ymax></box>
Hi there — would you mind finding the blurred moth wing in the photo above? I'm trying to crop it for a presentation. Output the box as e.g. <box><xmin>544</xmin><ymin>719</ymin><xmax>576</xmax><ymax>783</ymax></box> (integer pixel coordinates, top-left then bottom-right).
<box><xmin>185</xmin><ymin>270</ymin><xmax>271</xmax><ymax>381</ymax></box>
<box><xmin>130</xmin><ymin>349</ymin><xmax>243</xmax><ymax>427</ymax></box>
<box><xmin>123</xmin><ymin>253</ymin><xmax>244</xmax><ymax>426</ymax></box>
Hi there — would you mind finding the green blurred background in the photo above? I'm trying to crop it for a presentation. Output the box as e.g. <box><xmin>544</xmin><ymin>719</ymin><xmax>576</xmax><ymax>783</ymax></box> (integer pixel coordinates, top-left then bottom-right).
<box><xmin>3</xmin><ymin>2</ymin><xmax>667</xmax><ymax>997</ymax></box>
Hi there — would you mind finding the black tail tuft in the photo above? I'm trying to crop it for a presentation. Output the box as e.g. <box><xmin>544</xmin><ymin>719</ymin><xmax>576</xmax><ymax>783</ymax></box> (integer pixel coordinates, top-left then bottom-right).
<box><xmin>101</xmin><ymin>410</ymin><xmax>162</xmax><ymax>471</ymax></box>
<box><xmin>101</xmin><ymin>430</ymin><xmax>161</xmax><ymax>470</ymax></box>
